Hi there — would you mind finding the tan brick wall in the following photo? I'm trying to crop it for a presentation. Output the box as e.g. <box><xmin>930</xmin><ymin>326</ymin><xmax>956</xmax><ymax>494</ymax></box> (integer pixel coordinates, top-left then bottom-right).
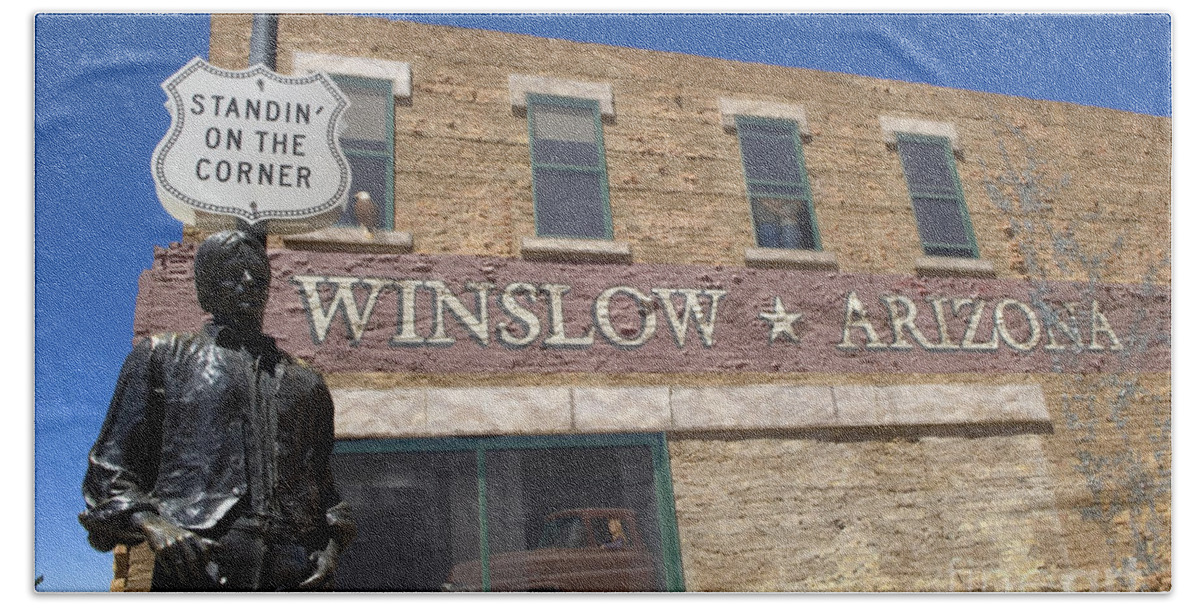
<box><xmin>207</xmin><ymin>15</ymin><xmax>1169</xmax><ymax>286</ymax></box>
<box><xmin>109</xmin><ymin>543</ymin><xmax>154</xmax><ymax>592</ymax></box>
<box><xmin>669</xmin><ymin>434</ymin><xmax>1068</xmax><ymax>591</ymax></box>
<box><xmin>1035</xmin><ymin>372</ymin><xmax>1171</xmax><ymax>590</ymax></box>
<box><xmin>664</xmin><ymin>372</ymin><xmax>1170</xmax><ymax>591</ymax></box>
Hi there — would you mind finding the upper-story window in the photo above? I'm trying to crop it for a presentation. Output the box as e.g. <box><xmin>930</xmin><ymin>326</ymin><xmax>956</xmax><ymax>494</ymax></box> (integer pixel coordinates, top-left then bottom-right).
<box><xmin>330</xmin><ymin>73</ymin><xmax>394</xmax><ymax>230</ymax></box>
<box><xmin>880</xmin><ymin>117</ymin><xmax>978</xmax><ymax>259</ymax></box>
<box><xmin>734</xmin><ymin>115</ymin><xmax>820</xmax><ymax>250</ymax></box>
<box><xmin>291</xmin><ymin>52</ymin><xmax>412</xmax><ymax>233</ymax></box>
<box><xmin>896</xmin><ymin>133</ymin><xmax>977</xmax><ymax>258</ymax></box>
<box><xmin>527</xmin><ymin>94</ymin><xmax>613</xmax><ymax>240</ymax></box>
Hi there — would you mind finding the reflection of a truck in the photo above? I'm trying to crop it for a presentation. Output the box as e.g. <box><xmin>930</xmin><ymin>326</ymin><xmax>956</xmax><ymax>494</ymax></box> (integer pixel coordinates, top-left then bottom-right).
<box><xmin>443</xmin><ymin>508</ymin><xmax>656</xmax><ymax>592</ymax></box>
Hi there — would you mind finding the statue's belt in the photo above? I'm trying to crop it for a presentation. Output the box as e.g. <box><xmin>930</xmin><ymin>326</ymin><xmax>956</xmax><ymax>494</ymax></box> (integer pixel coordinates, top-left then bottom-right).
<box><xmin>226</xmin><ymin>514</ymin><xmax>310</xmax><ymax>545</ymax></box>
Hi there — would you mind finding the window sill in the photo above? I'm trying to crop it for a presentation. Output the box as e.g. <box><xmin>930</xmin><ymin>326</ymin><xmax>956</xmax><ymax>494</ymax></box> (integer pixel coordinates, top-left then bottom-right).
<box><xmin>282</xmin><ymin>227</ymin><xmax>413</xmax><ymax>254</ymax></box>
<box><xmin>520</xmin><ymin>236</ymin><xmax>632</xmax><ymax>264</ymax></box>
<box><xmin>914</xmin><ymin>255</ymin><xmax>996</xmax><ymax>278</ymax></box>
<box><xmin>744</xmin><ymin>247</ymin><xmax>839</xmax><ymax>271</ymax></box>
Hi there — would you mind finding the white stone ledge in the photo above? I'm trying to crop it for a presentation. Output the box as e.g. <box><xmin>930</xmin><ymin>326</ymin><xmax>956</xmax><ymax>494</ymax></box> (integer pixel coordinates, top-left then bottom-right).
<box><xmin>744</xmin><ymin>247</ymin><xmax>839</xmax><ymax>271</ymax></box>
<box><xmin>520</xmin><ymin>236</ymin><xmax>632</xmax><ymax>264</ymax></box>
<box><xmin>719</xmin><ymin>98</ymin><xmax>810</xmax><ymax>135</ymax></box>
<box><xmin>330</xmin><ymin>384</ymin><xmax>1050</xmax><ymax>439</ymax></box>
<box><xmin>914</xmin><ymin>255</ymin><xmax>996</xmax><ymax>278</ymax></box>
<box><xmin>282</xmin><ymin>227</ymin><xmax>414</xmax><ymax>254</ymax></box>
<box><xmin>832</xmin><ymin>384</ymin><xmax>1048</xmax><ymax>427</ymax></box>
<box><xmin>671</xmin><ymin>385</ymin><xmax>837</xmax><ymax>431</ymax></box>
<box><xmin>574</xmin><ymin>387</ymin><xmax>671</xmax><ymax>432</ymax></box>
<box><xmin>425</xmin><ymin>387</ymin><xmax>573</xmax><ymax>436</ymax></box>
<box><xmin>291</xmin><ymin>51</ymin><xmax>412</xmax><ymax>101</ymax></box>
<box><xmin>509</xmin><ymin>74</ymin><xmax>615</xmax><ymax>117</ymax></box>
<box><xmin>332</xmin><ymin>387</ymin><xmax>426</xmax><ymax>438</ymax></box>
<box><xmin>879</xmin><ymin>115</ymin><xmax>962</xmax><ymax>152</ymax></box>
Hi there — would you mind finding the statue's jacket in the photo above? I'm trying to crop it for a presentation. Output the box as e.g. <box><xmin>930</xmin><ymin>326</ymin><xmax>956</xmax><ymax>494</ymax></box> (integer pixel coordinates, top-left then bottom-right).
<box><xmin>80</xmin><ymin>323</ymin><xmax>354</xmax><ymax>552</ymax></box>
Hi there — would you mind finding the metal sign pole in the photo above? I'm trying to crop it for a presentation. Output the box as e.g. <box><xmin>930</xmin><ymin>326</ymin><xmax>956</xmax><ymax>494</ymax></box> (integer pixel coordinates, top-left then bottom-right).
<box><xmin>241</xmin><ymin>13</ymin><xmax>279</xmax><ymax>244</ymax></box>
<box><xmin>249</xmin><ymin>14</ymin><xmax>278</xmax><ymax>70</ymax></box>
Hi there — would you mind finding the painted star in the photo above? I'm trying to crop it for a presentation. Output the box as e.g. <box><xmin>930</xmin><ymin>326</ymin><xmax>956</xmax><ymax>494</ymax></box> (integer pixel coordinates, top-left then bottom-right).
<box><xmin>759</xmin><ymin>296</ymin><xmax>803</xmax><ymax>344</ymax></box>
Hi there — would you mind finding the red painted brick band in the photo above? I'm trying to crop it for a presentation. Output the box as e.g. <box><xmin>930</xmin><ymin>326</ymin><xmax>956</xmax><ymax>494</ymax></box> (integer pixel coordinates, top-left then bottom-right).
<box><xmin>134</xmin><ymin>244</ymin><xmax>1170</xmax><ymax>375</ymax></box>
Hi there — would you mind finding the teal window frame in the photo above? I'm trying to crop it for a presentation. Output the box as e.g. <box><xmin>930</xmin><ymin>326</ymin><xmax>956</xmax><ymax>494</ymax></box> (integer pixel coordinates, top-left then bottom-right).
<box><xmin>734</xmin><ymin>115</ymin><xmax>822</xmax><ymax>251</ymax></box>
<box><xmin>329</xmin><ymin>73</ymin><xmax>395</xmax><ymax>230</ymax></box>
<box><xmin>526</xmin><ymin>93</ymin><xmax>614</xmax><ymax>240</ymax></box>
<box><xmin>895</xmin><ymin>132</ymin><xmax>978</xmax><ymax>258</ymax></box>
<box><xmin>334</xmin><ymin>432</ymin><xmax>686</xmax><ymax>592</ymax></box>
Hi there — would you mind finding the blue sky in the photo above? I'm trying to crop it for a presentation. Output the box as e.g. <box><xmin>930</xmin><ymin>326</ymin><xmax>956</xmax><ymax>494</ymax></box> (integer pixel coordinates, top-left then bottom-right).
<box><xmin>399</xmin><ymin>13</ymin><xmax>1171</xmax><ymax>116</ymax></box>
<box><xmin>33</xmin><ymin>13</ymin><xmax>1171</xmax><ymax>592</ymax></box>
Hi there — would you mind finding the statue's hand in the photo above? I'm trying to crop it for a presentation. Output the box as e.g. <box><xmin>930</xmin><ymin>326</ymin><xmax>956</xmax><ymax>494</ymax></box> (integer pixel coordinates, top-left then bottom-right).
<box><xmin>298</xmin><ymin>539</ymin><xmax>340</xmax><ymax>590</ymax></box>
<box><xmin>132</xmin><ymin>511</ymin><xmax>219</xmax><ymax>584</ymax></box>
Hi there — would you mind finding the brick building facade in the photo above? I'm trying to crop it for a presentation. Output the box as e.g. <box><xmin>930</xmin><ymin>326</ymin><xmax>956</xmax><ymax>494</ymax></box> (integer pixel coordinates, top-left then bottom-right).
<box><xmin>112</xmin><ymin>14</ymin><xmax>1171</xmax><ymax>591</ymax></box>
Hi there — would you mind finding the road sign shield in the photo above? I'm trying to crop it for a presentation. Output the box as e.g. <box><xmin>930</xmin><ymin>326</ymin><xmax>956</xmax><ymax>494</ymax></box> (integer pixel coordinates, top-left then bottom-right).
<box><xmin>152</xmin><ymin>57</ymin><xmax>352</xmax><ymax>232</ymax></box>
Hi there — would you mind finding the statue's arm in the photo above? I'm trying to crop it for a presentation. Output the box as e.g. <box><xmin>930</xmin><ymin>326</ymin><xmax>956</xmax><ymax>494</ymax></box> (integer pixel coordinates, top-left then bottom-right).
<box><xmin>314</xmin><ymin>375</ymin><xmax>357</xmax><ymax>549</ymax></box>
<box><xmin>300</xmin><ymin>375</ymin><xmax>356</xmax><ymax>589</ymax></box>
<box><xmin>78</xmin><ymin>338</ymin><xmax>165</xmax><ymax>552</ymax></box>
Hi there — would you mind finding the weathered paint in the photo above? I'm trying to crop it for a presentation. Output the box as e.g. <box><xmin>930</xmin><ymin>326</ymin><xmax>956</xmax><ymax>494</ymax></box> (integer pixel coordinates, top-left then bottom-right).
<box><xmin>133</xmin><ymin>245</ymin><xmax>1168</xmax><ymax>375</ymax></box>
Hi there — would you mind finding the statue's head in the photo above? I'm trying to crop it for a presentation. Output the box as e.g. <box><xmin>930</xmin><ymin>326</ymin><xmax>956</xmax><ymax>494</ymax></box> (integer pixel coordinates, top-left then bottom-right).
<box><xmin>194</xmin><ymin>230</ymin><xmax>270</xmax><ymax>330</ymax></box>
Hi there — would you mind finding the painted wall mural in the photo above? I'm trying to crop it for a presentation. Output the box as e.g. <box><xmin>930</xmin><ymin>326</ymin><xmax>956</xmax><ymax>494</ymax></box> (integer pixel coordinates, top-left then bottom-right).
<box><xmin>132</xmin><ymin>246</ymin><xmax>1167</xmax><ymax>376</ymax></box>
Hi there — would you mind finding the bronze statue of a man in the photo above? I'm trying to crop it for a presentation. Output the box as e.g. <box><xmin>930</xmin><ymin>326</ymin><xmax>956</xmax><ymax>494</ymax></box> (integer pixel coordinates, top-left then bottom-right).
<box><xmin>80</xmin><ymin>230</ymin><xmax>355</xmax><ymax>591</ymax></box>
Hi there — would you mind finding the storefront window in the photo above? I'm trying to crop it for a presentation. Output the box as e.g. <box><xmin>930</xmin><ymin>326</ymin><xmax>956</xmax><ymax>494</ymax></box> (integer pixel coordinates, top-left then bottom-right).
<box><xmin>329</xmin><ymin>449</ymin><xmax>480</xmax><ymax>591</ymax></box>
<box><xmin>330</xmin><ymin>433</ymin><xmax>684</xmax><ymax>592</ymax></box>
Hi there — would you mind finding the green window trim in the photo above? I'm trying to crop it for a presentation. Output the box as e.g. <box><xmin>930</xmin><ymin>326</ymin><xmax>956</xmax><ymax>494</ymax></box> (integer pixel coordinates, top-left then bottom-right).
<box><xmin>526</xmin><ymin>93</ymin><xmax>615</xmax><ymax>240</ymax></box>
<box><xmin>334</xmin><ymin>431</ymin><xmax>686</xmax><ymax>592</ymax></box>
<box><xmin>330</xmin><ymin>73</ymin><xmax>396</xmax><ymax>231</ymax></box>
<box><xmin>895</xmin><ymin>132</ymin><xmax>979</xmax><ymax>258</ymax></box>
<box><xmin>734</xmin><ymin>115</ymin><xmax>822</xmax><ymax>251</ymax></box>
